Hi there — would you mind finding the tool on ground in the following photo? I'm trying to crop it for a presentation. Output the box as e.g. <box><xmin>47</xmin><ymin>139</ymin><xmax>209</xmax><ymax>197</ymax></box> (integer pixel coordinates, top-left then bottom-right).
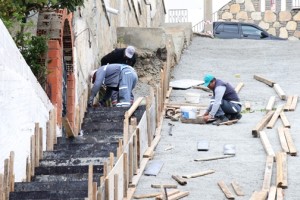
<box><xmin>168</xmin><ymin>123</ymin><xmax>174</xmax><ymax>136</ymax></box>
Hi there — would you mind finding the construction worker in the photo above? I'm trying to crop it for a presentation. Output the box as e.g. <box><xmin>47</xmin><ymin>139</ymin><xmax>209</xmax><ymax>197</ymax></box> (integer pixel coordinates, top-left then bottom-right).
<box><xmin>88</xmin><ymin>64</ymin><xmax>138</xmax><ymax>108</ymax></box>
<box><xmin>100</xmin><ymin>46</ymin><xmax>137</xmax><ymax>106</ymax></box>
<box><xmin>202</xmin><ymin>74</ymin><xmax>242</xmax><ymax>125</ymax></box>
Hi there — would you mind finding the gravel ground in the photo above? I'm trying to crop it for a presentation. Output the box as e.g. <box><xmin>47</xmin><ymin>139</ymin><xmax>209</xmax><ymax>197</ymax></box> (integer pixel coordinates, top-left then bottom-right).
<box><xmin>134</xmin><ymin>37</ymin><xmax>300</xmax><ymax>200</ymax></box>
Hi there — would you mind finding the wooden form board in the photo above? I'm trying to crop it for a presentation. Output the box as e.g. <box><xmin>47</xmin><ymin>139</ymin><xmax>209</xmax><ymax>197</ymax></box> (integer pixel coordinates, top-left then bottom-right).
<box><xmin>266</xmin><ymin>105</ymin><xmax>283</xmax><ymax>129</ymax></box>
<box><xmin>259</xmin><ymin>131</ymin><xmax>275</xmax><ymax>158</ymax></box>
<box><xmin>265</xmin><ymin>96</ymin><xmax>275</xmax><ymax>111</ymax></box>
<box><xmin>253</xmin><ymin>75</ymin><xmax>275</xmax><ymax>87</ymax></box>
<box><xmin>252</xmin><ymin>111</ymin><xmax>274</xmax><ymax>137</ymax></box>
<box><xmin>262</xmin><ymin>156</ymin><xmax>274</xmax><ymax>191</ymax></box>
<box><xmin>273</xmin><ymin>84</ymin><xmax>286</xmax><ymax>100</ymax></box>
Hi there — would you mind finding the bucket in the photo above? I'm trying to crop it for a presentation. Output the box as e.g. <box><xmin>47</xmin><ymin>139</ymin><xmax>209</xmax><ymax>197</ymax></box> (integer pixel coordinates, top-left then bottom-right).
<box><xmin>180</xmin><ymin>106</ymin><xmax>197</xmax><ymax>119</ymax></box>
<box><xmin>185</xmin><ymin>93</ymin><xmax>200</xmax><ymax>103</ymax></box>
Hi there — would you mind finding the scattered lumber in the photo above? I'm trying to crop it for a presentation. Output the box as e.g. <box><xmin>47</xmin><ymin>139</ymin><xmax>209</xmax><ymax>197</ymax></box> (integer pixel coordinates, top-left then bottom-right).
<box><xmin>252</xmin><ymin>111</ymin><xmax>274</xmax><ymax>137</ymax></box>
<box><xmin>267</xmin><ymin>185</ymin><xmax>277</xmax><ymax>200</ymax></box>
<box><xmin>279</xmin><ymin>111</ymin><xmax>290</xmax><ymax>128</ymax></box>
<box><xmin>265</xmin><ymin>96</ymin><xmax>275</xmax><ymax>111</ymax></box>
<box><xmin>171</xmin><ymin>175</ymin><xmax>187</xmax><ymax>186</ymax></box>
<box><xmin>217</xmin><ymin>181</ymin><xmax>235</xmax><ymax>199</ymax></box>
<box><xmin>266</xmin><ymin>105</ymin><xmax>283</xmax><ymax>129</ymax></box>
<box><xmin>289</xmin><ymin>95</ymin><xmax>298</xmax><ymax>111</ymax></box>
<box><xmin>231</xmin><ymin>181</ymin><xmax>244</xmax><ymax>196</ymax></box>
<box><xmin>284</xmin><ymin>96</ymin><xmax>293</xmax><ymax>111</ymax></box>
<box><xmin>259</xmin><ymin>131</ymin><xmax>275</xmax><ymax>158</ymax></box>
<box><xmin>151</xmin><ymin>184</ymin><xmax>177</xmax><ymax>189</ymax></box>
<box><xmin>276</xmin><ymin>152</ymin><xmax>288</xmax><ymax>188</ymax></box>
<box><xmin>218</xmin><ymin>119</ymin><xmax>239</xmax><ymax>126</ymax></box>
<box><xmin>182</xmin><ymin>169</ymin><xmax>215</xmax><ymax>179</ymax></box>
<box><xmin>277</xmin><ymin>127</ymin><xmax>289</xmax><ymax>153</ymax></box>
<box><xmin>235</xmin><ymin>82</ymin><xmax>244</xmax><ymax>93</ymax></box>
<box><xmin>194</xmin><ymin>155</ymin><xmax>234</xmax><ymax>162</ymax></box>
<box><xmin>273</xmin><ymin>84</ymin><xmax>286</xmax><ymax>100</ymax></box>
<box><xmin>262</xmin><ymin>156</ymin><xmax>274</xmax><ymax>191</ymax></box>
<box><xmin>253</xmin><ymin>75</ymin><xmax>275</xmax><ymax>87</ymax></box>
<box><xmin>249</xmin><ymin>190</ymin><xmax>267</xmax><ymax>200</ymax></box>
<box><xmin>168</xmin><ymin>191</ymin><xmax>189</xmax><ymax>200</ymax></box>
<box><xmin>133</xmin><ymin>192</ymin><xmax>161</xmax><ymax>199</ymax></box>
<box><xmin>284</xmin><ymin>128</ymin><xmax>297</xmax><ymax>156</ymax></box>
<box><xmin>155</xmin><ymin>189</ymin><xmax>180</xmax><ymax>200</ymax></box>
<box><xmin>276</xmin><ymin>188</ymin><xmax>283</xmax><ymax>200</ymax></box>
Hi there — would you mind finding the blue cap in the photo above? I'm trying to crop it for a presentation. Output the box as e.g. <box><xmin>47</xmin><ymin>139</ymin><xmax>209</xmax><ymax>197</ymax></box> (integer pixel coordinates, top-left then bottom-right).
<box><xmin>203</xmin><ymin>74</ymin><xmax>214</xmax><ymax>87</ymax></box>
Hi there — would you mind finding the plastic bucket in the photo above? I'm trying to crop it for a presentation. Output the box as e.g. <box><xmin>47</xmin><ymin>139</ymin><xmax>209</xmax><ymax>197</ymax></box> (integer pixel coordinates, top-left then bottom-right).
<box><xmin>185</xmin><ymin>93</ymin><xmax>200</xmax><ymax>103</ymax></box>
<box><xmin>180</xmin><ymin>106</ymin><xmax>197</xmax><ymax>119</ymax></box>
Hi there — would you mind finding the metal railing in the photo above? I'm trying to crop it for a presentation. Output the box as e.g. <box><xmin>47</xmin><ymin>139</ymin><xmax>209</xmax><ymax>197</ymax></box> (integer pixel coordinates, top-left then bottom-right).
<box><xmin>192</xmin><ymin>11</ymin><xmax>218</xmax><ymax>34</ymax></box>
<box><xmin>168</xmin><ymin>9</ymin><xmax>188</xmax><ymax>23</ymax></box>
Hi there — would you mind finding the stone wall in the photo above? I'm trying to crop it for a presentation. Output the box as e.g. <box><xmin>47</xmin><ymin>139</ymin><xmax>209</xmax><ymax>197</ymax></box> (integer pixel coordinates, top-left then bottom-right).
<box><xmin>218</xmin><ymin>0</ymin><xmax>300</xmax><ymax>40</ymax></box>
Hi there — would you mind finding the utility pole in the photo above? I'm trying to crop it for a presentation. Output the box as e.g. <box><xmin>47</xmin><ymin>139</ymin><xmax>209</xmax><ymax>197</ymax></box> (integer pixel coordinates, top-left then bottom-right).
<box><xmin>204</xmin><ymin>0</ymin><xmax>213</xmax><ymax>33</ymax></box>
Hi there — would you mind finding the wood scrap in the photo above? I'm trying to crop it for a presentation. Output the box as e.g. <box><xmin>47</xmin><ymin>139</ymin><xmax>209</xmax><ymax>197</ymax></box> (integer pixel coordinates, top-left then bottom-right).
<box><xmin>273</xmin><ymin>83</ymin><xmax>286</xmax><ymax>100</ymax></box>
<box><xmin>217</xmin><ymin>181</ymin><xmax>235</xmax><ymax>199</ymax></box>
<box><xmin>155</xmin><ymin>189</ymin><xmax>180</xmax><ymax>200</ymax></box>
<box><xmin>182</xmin><ymin>169</ymin><xmax>215</xmax><ymax>179</ymax></box>
<box><xmin>289</xmin><ymin>95</ymin><xmax>298</xmax><ymax>111</ymax></box>
<box><xmin>171</xmin><ymin>175</ymin><xmax>187</xmax><ymax>186</ymax></box>
<box><xmin>284</xmin><ymin>128</ymin><xmax>297</xmax><ymax>156</ymax></box>
<box><xmin>231</xmin><ymin>181</ymin><xmax>244</xmax><ymax>196</ymax></box>
<box><xmin>284</xmin><ymin>96</ymin><xmax>293</xmax><ymax>111</ymax></box>
<box><xmin>244</xmin><ymin>102</ymin><xmax>251</xmax><ymax>111</ymax></box>
<box><xmin>235</xmin><ymin>82</ymin><xmax>244</xmax><ymax>93</ymax></box>
<box><xmin>267</xmin><ymin>185</ymin><xmax>276</xmax><ymax>200</ymax></box>
<box><xmin>279</xmin><ymin>111</ymin><xmax>290</xmax><ymax>128</ymax></box>
<box><xmin>168</xmin><ymin>191</ymin><xmax>189</xmax><ymax>200</ymax></box>
<box><xmin>133</xmin><ymin>192</ymin><xmax>161</xmax><ymax>199</ymax></box>
<box><xmin>151</xmin><ymin>184</ymin><xmax>177</xmax><ymax>189</ymax></box>
<box><xmin>253</xmin><ymin>75</ymin><xmax>275</xmax><ymax>87</ymax></box>
<box><xmin>252</xmin><ymin>111</ymin><xmax>274</xmax><ymax>137</ymax></box>
<box><xmin>265</xmin><ymin>96</ymin><xmax>275</xmax><ymax>111</ymax></box>
<box><xmin>249</xmin><ymin>190</ymin><xmax>267</xmax><ymax>200</ymax></box>
<box><xmin>194</xmin><ymin>155</ymin><xmax>234</xmax><ymax>162</ymax></box>
<box><xmin>262</xmin><ymin>156</ymin><xmax>274</xmax><ymax>191</ymax></box>
<box><xmin>217</xmin><ymin>119</ymin><xmax>239</xmax><ymax>126</ymax></box>
<box><xmin>276</xmin><ymin>188</ymin><xmax>283</xmax><ymax>200</ymax></box>
<box><xmin>266</xmin><ymin>105</ymin><xmax>283</xmax><ymax>129</ymax></box>
<box><xmin>259</xmin><ymin>131</ymin><xmax>275</xmax><ymax>158</ymax></box>
<box><xmin>277</xmin><ymin>127</ymin><xmax>289</xmax><ymax>153</ymax></box>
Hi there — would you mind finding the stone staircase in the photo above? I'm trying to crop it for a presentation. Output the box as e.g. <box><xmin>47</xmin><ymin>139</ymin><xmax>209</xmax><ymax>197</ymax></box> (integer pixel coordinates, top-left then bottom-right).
<box><xmin>9</xmin><ymin>106</ymin><xmax>145</xmax><ymax>200</ymax></box>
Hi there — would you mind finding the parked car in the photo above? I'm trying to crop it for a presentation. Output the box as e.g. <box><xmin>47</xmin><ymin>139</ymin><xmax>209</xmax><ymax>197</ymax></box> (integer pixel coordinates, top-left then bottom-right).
<box><xmin>213</xmin><ymin>21</ymin><xmax>286</xmax><ymax>40</ymax></box>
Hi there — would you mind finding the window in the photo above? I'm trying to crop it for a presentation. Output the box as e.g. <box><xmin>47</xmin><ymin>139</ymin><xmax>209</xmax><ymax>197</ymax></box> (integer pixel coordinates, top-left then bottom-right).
<box><xmin>241</xmin><ymin>25</ymin><xmax>262</xmax><ymax>36</ymax></box>
<box><xmin>223</xmin><ymin>24</ymin><xmax>238</xmax><ymax>33</ymax></box>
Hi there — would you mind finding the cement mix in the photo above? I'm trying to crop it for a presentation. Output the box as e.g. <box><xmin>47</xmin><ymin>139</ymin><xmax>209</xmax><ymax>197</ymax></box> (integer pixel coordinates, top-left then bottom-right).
<box><xmin>134</xmin><ymin>37</ymin><xmax>300</xmax><ymax>199</ymax></box>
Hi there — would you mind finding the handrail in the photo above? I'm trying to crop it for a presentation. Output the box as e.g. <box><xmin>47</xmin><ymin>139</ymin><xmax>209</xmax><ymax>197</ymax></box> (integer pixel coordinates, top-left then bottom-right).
<box><xmin>292</xmin><ymin>0</ymin><xmax>300</xmax><ymax>9</ymax></box>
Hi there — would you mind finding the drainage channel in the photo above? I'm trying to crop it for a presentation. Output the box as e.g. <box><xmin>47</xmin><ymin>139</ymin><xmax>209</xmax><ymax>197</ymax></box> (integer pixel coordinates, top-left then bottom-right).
<box><xmin>9</xmin><ymin>105</ymin><xmax>146</xmax><ymax>200</ymax></box>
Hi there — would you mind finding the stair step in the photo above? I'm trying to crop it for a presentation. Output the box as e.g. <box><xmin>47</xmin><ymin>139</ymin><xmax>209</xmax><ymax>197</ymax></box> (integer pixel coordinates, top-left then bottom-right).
<box><xmin>56</xmin><ymin>133</ymin><xmax>122</xmax><ymax>144</ymax></box>
<box><xmin>34</xmin><ymin>165</ymin><xmax>103</xmax><ymax>176</ymax></box>
<box><xmin>14</xmin><ymin>181</ymin><xmax>89</xmax><ymax>192</ymax></box>
<box><xmin>32</xmin><ymin>173</ymin><xmax>102</xmax><ymax>183</ymax></box>
<box><xmin>9</xmin><ymin>190</ymin><xmax>88</xmax><ymax>200</ymax></box>
<box><xmin>40</xmin><ymin>157</ymin><xmax>107</xmax><ymax>167</ymax></box>
<box><xmin>81</xmin><ymin>121</ymin><xmax>123</xmax><ymax>132</ymax></box>
<box><xmin>53</xmin><ymin>142</ymin><xmax>118</xmax><ymax>151</ymax></box>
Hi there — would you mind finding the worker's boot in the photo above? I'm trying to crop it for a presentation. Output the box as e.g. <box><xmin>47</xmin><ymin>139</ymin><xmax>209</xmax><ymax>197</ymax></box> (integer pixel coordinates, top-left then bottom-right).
<box><xmin>212</xmin><ymin>115</ymin><xmax>229</xmax><ymax>125</ymax></box>
<box><xmin>231</xmin><ymin>113</ymin><xmax>242</xmax><ymax>120</ymax></box>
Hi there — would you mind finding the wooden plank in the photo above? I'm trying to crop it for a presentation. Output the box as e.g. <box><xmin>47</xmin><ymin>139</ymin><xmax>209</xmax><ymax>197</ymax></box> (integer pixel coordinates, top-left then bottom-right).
<box><xmin>273</xmin><ymin>83</ymin><xmax>286</xmax><ymax>100</ymax></box>
<box><xmin>133</xmin><ymin>193</ymin><xmax>161</xmax><ymax>199</ymax></box>
<box><xmin>284</xmin><ymin>96</ymin><xmax>293</xmax><ymax>111</ymax></box>
<box><xmin>62</xmin><ymin>117</ymin><xmax>75</xmax><ymax>138</ymax></box>
<box><xmin>88</xmin><ymin>164</ymin><xmax>93</xmax><ymax>200</ymax></box>
<box><xmin>155</xmin><ymin>189</ymin><xmax>180</xmax><ymax>200</ymax></box>
<box><xmin>276</xmin><ymin>152</ymin><xmax>284</xmax><ymax>188</ymax></box>
<box><xmin>282</xmin><ymin>152</ymin><xmax>288</xmax><ymax>188</ymax></box>
<box><xmin>146</xmin><ymin>96</ymin><xmax>152</xmax><ymax>147</ymax></box>
<box><xmin>217</xmin><ymin>181</ymin><xmax>235</xmax><ymax>199</ymax></box>
<box><xmin>266</xmin><ymin>105</ymin><xmax>283</xmax><ymax>129</ymax></box>
<box><xmin>92</xmin><ymin>182</ymin><xmax>97</xmax><ymax>200</ymax></box>
<box><xmin>231</xmin><ymin>180</ymin><xmax>244</xmax><ymax>196</ymax></box>
<box><xmin>253</xmin><ymin>75</ymin><xmax>275</xmax><ymax>87</ymax></box>
<box><xmin>123</xmin><ymin>112</ymin><xmax>129</xmax><ymax>145</ymax></box>
<box><xmin>279</xmin><ymin>111</ymin><xmax>291</xmax><ymax>128</ymax></box>
<box><xmin>250</xmin><ymin>191</ymin><xmax>267</xmax><ymax>200</ymax></box>
<box><xmin>46</xmin><ymin>121</ymin><xmax>53</xmax><ymax>151</ymax></box>
<box><xmin>34</xmin><ymin>123</ymin><xmax>40</xmax><ymax>167</ymax></box>
<box><xmin>252</xmin><ymin>111</ymin><xmax>274</xmax><ymax>137</ymax></box>
<box><xmin>284</xmin><ymin>128</ymin><xmax>297</xmax><ymax>156</ymax></box>
<box><xmin>168</xmin><ymin>191</ymin><xmax>189</xmax><ymax>200</ymax></box>
<box><xmin>9</xmin><ymin>151</ymin><xmax>14</xmax><ymax>192</ymax></box>
<box><xmin>143</xmin><ymin>135</ymin><xmax>161</xmax><ymax>158</ymax></box>
<box><xmin>262</xmin><ymin>156</ymin><xmax>274</xmax><ymax>191</ymax></box>
<box><xmin>3</xmin><ymin>159</ymin><xmax>9</xmax><ymax>200</ymax></box>
<box><xmin>182</xmin><ymin>169</ymin><xmax>215</xmax><ymax>178</ymax></box>
<box><xmin>289</xmin><ymin>95</ymin><xmax>298</xmax><ymax>111</ymax></box>
<box><xmin>267</xmin><ymin>185</ymin><xmax>276</xmax><ymax>200</ymax></box>
<box><xmin>30</xmin><ymin>136</ymin><xmax>35</xmax><ymax>176</ymax></box>
<box><xmin>129</xmin><ymin>158</ymin><xmax>150</xmax><ymax>188</ymax></box>
<box><xmin>26</xmin><ymin>157</ymin><xmax>31</xmax><ymax>182</ymax></box>
<box><xmin>151</xmin><ymin>184</ymin><xmax>177</xmax><ymax>189</ymax></box>
<box><xmin>123</xmin><ymin>153</ymin><xmax>128</xmax><ymax>198</ymax></box>
<box><xmin>265</xmin><ymin>96</ymin><xmax>275</xmax><ymax>111</ymax></box>
<box><xmin>133</xmin><ymin>135</ymin><xmax>138</xmax><ymax>175</ymax></box>
<box><xmin>129</xmin><ymin>142</ymin><xmax>133</xmax><ymax>183</ymax></box>
<box><xmin>114</xmin><ymin>174</ymin><xmax>118</xmax><ymax>200</ymax></box>
<box><xmin>259</xmin><ymin>131</ymin><xmax>275</xmax><ymax>158</ymax></box>
<box><xmin>39</xmin><ymin>128</ymin><xmax>43</xmax><ymax>160</ymax></box>
<box><xmin>194</xmin><ymin>155</ymin><xmax>234</xmax><ymax>162</ymax></box>
<box><xmin>171</xmin><ymin>175</ymin><xmax>187</xmax><ymax>186</ymax></box>
<box><xmin>235</xmin><ymin>82</ymin><xmax>244</xmax><ymax>93</ymax></box>
<box><xmin>276</xmin><ymin>188</ymin><xmax>283</xmax><ymax>200</ymax></box>
<box><xmin>0</xmin><ymin>174</ymin><xmax>3</xmax><ymax>200</ymax></box>
<box><xmin>127</xmin><ymin>97</ymin><xmax>144</xmax><ymax>118</ymax></box>
<box><xmin>165</xmin><ymin>102</ymin><xmax>206</xmax><ymax>109</ymax></box>
<box><xmin>110</xmin><ymin>152</ymin><xmax>114</xmax><ymax>169</ymax></box>
<box><xmin>244</xmin><ymin>102</ymin><xmax>251</xmax><ymax>111</ymax></box>
<box><xmin>277</xmin><ymin>127</ymin><xmax>289</xmax><ymax>153</ymax></box>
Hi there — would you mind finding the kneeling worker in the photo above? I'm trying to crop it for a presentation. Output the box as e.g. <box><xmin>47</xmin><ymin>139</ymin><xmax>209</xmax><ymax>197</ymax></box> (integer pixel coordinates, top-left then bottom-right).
<box><xmin>202</xmin><ymin>74</ymin><xmax>242</xmax><ymax>125</ymax></box>
<box><xmin>88</xmin><ymin>64</ymin><xmax>138</xmax><ymax>107</ymax></box>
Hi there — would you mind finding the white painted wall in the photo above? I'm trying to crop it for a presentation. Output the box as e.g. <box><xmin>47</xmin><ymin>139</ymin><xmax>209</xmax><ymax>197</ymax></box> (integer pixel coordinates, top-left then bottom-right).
<box><xmin>0</xmin><ymin>19</ymin><xmax>53</xmax><ymax>181</ymax></box>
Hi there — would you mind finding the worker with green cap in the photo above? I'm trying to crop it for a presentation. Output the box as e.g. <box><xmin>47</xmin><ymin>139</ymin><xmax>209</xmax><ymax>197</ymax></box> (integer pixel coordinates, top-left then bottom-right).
<box><xmin>202</xmin><ymin>74</ymin><xmax>242</xmax><ymax>125</ymax></box>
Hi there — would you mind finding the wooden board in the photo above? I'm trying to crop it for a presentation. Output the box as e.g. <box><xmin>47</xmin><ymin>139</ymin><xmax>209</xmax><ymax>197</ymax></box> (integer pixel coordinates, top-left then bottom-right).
<box><xmin>231</xmin><ymin>180</ymin><xmax>244</xmax><ymax>196</ymax></box>
<box><xmin>244</xmin><ymin>102</ymin><xmax>251</xmax><ymax>111</ymax></box>
<box><xmin>249</xmin><ymin>191</ymin><xmax>267</xmax><ymax>200</ymax></box>
<box><xmin>262</xmin><ymin>156</ymin><xmax>274</xmax><ymax>191</ymax></box>
<box><xmin>284</xmin><ymin>96</ymin><xmax>293</xmax><ymax>111</ymax></box>
<box><xmin>253</xmin><ymin>75</ymin><xmax>275</xmax><ymax>87</ymax></box>
<box><xmin>169</xmin><ymin>79</ymin><xmax>204</xmax><ymax>89</ymax></box>
<box><xmin>259</xmin><ymin>131</ymin><xmax>275</xmax><ymax>158</ymax></box>
<box><xmin>217</xmin><ymin>181</ymin><xmax>235</xmax><ymax>199</ymax></box>
<box><xmin>182</xmin><ymin>169</ymin><xmax>215</xmax><ymax>178</ymax></box>
<box><xmin>168</xmin><ymin>191</ymin><xmax>189</xmax><ymax>200</ymax></box>
<box><xmin>194</xmin><ymin>155</ymin><xmax>234</xmax><ymax>162</ymax></box>
<box><xmin>279</xmin><ymin>111</ymin><xmax>291</xmax><ymax>128</ymax></box>
<box><xmin>133</xmin><ymin>192</ymin><xmax>161</xmax><ymax>199</ymax></box>
<box><xmin>62</xmin><ymin>117</ymin><xmax>75</xmax><ymax>138</ymax></box>
<box><xmin>252</xmin><ymin>111</ymin><xmax>274</xmax><ymax>137</ymax></box>
<box><xmin>284</xmin><ymin>128</ymin><xmax>297</xmax><ymax>156</ymax></box>
<box><xmin>273</xmin><ymin>84</ymin><xmax>286</xmax><ymax>100</ymax></box>
<box><xmin>289</xmin><ymin>95</ymin><xmax>298</xmax><ymax>111</ymax></box>
<box><xmin>266</xmin><ymin>105</ymin><xmax>283</xmax><ymax>129</ymax></box>
<box><xmin>277</xmin><ymin>127</ymin><xmax>289</xmax><ymax>153</ymax></box>
<box><xmin>265</xmin><ymin>96</ymin><xmax>275</xmax><ymax>111</ymax></box>
<box><xmin>267</xmin><ymin>185</ymin><xmax>276</xmax><ymax>200</ymax></box>
<box><xmin>235</xmin><ymin>82</ymin><xmax>244</xmax><ymax>93</ymax></box>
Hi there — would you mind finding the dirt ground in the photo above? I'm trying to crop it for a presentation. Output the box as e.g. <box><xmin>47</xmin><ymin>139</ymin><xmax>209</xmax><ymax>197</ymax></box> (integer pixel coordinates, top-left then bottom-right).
<box><xmin>133</xmin><ymin>37</ymin><xmax>300</xmax><ymax>199</ymax></box>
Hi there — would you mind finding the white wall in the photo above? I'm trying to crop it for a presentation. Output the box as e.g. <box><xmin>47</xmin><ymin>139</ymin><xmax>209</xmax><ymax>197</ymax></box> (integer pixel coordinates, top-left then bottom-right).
<box><xmin>0</xmin><ymin>19</ymin><xmax>53</xmax><ymax>181</ymax></box>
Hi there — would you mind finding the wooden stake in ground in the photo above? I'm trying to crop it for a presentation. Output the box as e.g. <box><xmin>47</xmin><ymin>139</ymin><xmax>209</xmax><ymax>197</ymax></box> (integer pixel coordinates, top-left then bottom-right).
<box><xmin>218</xmin><ymin>181</ymin><xmax>235</xmax><ymax>199</ymax></box>
<box><xmin>231</xmin><ymin>180</ymin><xmax>244</xmax><ymax>196</ymax></box>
